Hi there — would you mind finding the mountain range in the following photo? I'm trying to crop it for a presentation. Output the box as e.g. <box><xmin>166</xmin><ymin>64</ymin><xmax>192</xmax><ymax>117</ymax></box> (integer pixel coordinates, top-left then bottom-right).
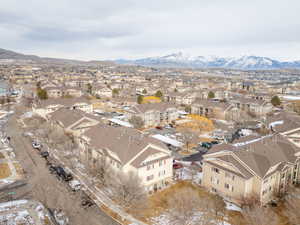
<box><xmin>116</xmin><ymin>52</ymin><xmax>300</xmax><ymax>70</ymax></box>
<box><xmin>1</xmin><ymin>48</ymin><xmax>300</xmax><ymax>70</ymax></box>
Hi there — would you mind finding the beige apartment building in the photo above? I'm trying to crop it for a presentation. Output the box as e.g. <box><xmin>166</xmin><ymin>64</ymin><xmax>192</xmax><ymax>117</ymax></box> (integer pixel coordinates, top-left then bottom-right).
<box><xmin>202</xmin><ymin>134</ymin><xmax>300</xmax><ymax>205</ymax></box>
<box><xmin>78</xmin><ymin>125</ymin><xmax>173</xmax><ymax>192</ymax></box>
<box><xmin>127</xmin><ymin>102</ymin><xmax>179</xmax><ymax>128</ymax></box>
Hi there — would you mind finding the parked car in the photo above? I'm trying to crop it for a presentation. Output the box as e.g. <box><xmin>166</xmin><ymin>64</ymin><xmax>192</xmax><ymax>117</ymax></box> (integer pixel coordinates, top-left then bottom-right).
<box><xmin>211</xmin><ymin>141</ymin><xmax>219</xmax><ymax>145</ymax></box>
<box><xmin>32</xmin><ymin>141</ymin><xmax>42</xmax><ymax>150</ymax></box>
<box><xmin>173</xmin><ymin>163</ymin><xmax>183</xmax><ymax>169</ymax></box>
<box><xmin>156</xmin><ymin>126</ymin><xmax>163</xmax><ymax>130</ymax></box>
<box><xmin>81</xmin><ymin>197</ymin><xmax>94</xmax><ymax>208</ymax></box>
<box><xmin>201</xmin><ymin>142</ymin><xmax>212</xmax><ymax>149</ymax></box>
<box><xmin>40</xmin><ymin>151</ymin><xmax>49</xmax><ymax>158</ymax></box>
<box><xmin>68</xmin><ymin>179</ymin><xmax>81</xmax><ymax>192</ymax></box>
<box><xmin>55</xmin><ymin>166</ymin><xmax>73</xmax><ymax>182</ymax></box>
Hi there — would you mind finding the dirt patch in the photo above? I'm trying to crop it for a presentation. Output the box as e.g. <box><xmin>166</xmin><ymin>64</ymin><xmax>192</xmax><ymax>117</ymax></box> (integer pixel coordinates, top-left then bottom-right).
<box><xmin>0</xmin><ymin>163</ymin><xmax>11</xmax><ymax>179</ymax></box>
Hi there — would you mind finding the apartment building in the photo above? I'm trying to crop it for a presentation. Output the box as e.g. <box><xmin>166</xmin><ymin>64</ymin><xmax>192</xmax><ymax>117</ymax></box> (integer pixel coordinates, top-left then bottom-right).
<box><xmin>78</xmin><ymin>125</ymin><xmax>173</xmax><ymax>192</ymax></box>
<box><xmin>191</xmin><ymin>99</ymin><xmax>238</xmax><ymax>120</ymax></box>
<box><xmin>127</xmin><ymin>102</ymin><xmax>179</xmax><ymax>128</ymax></box>
<box><xmin>202</xmin><ymin>134</ymin><xmax>300</xmax><ymax>205</ymax></box>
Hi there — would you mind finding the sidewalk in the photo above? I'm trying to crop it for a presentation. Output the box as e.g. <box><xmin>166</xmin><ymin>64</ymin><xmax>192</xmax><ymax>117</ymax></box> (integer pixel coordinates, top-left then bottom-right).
<box><xmin>51</xmin><ymin>151</ymin><xmax>147</xmax><ymax>225</ymax></box>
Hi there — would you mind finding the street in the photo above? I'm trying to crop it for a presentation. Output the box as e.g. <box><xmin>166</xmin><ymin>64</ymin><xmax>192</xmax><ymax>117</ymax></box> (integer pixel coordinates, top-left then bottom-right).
<box><xmin>3</xmin><ymin>109</ymin><xmax>120</xmax><ymax>225</ymax></box>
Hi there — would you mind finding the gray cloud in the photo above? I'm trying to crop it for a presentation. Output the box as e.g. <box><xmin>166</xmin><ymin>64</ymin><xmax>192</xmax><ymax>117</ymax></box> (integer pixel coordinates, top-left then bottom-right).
<box><xmin>0</xmin><ymin>0</ymin><xmax>300</xmax><ymax>60</ymax></box>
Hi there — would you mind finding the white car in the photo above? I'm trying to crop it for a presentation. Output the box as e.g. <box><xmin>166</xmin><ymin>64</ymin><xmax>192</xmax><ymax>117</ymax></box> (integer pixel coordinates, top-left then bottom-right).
<box><xmin>32</xmin><ymin>141</ymin><xmax>41</xmax><ymax>149</ymax></box>
<box><xmin>68</xmin><ymin>179</ymin><xmax>81</xmax><ymax>191</ymax></box>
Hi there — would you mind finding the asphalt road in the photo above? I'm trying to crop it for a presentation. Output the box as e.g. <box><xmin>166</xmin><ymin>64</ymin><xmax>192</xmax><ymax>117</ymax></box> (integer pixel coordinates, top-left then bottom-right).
<box><xmin>3</xmin><ymin>105</ymin><xmax>120</xmax><ymax>225</ymax></box>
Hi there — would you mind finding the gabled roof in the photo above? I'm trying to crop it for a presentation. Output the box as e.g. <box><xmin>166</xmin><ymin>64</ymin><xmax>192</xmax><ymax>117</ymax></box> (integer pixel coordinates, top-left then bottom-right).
<box><xmin>83</xmin><ymin>125</ymin><xmax>169</xmax><ymax>166</ymax></box>
<box><xmin>49</xmin><ymin>108</ymin><xmax>100</xmax><ymax>128</ymax></box>
<box><xmin>131</xmin><ymin>102</ymin><xmax>177</xmax><ymax>114</ymax></box>
<box><xmin>266</xmin><ymin>111</ymin><xmax>300</xmax><ymax>133</ymax></box>
<box><xmin>205</xmin><ymin>134</ymin><xmax>300</xmax><ymax>179</ymax></box>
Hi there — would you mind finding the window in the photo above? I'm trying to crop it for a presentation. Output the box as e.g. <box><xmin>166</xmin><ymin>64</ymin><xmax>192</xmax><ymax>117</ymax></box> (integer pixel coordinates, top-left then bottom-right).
<box><xmin>212</xmin><ymin>188</ymin><xmax>217</xmax><ymax>193</ymax></box>
<box><xmin>147</xmin><ymin>175</ymin><xmax>154</xmax><ymax>181</ymax></box>
<box><xmin>225</xmin><ymin>183</ymin><xmax>230</xmax><ymax>189</ymax></box>
<box><xmin>159</xmin><ymin>161</ymin><xmax>162</xmax><ymax>166</ymax></box>
<box><xmin>231</xmin><ymin>186</ymin><xmax>234</xmax><ymax>192</ymax></box>
<box><xmin>147</xmin><ymin>165</ymin><xmax>151</xmax><ymax>170</ymax></box>
<box><xmin>212</xmin><ymin>167</ymin><xmax>220</xmax><ymax>174</ymax></box>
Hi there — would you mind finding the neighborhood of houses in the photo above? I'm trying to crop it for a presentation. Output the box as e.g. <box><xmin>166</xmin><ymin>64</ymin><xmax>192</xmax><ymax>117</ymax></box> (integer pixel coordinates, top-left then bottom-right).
<box><xmin>0</xmin><ymin>63</ymin><xmax>299</xmax><ymax>225</ymax></box>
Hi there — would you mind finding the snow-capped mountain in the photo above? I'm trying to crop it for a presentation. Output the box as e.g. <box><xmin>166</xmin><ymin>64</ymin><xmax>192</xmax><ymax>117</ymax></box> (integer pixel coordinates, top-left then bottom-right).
<box><xmin>115</xmin><ymin>52</ymin><xmax>300</xmax><ymax>70</ymax></box>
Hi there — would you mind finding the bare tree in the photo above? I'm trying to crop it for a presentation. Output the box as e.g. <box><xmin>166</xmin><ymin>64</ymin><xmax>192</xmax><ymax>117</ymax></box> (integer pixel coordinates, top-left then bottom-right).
<box><xmin>283</xmin><ymin>187</ymin><xmax>300</xmax><ymax>225</ymax></box>
<box><xmin>242</xmin><ymin>204</ymin><xmax>279</xmax><ymax>225</ymax></box>
<box><xmin>129</xmin><ymin>116</ymin><xmax>144</xmax><ymax>129</ymax></box>
<box><xmin>108</xmin><ymin>171</ymin><xmax>147</xmax><ymax>210</ymax></box>
<box><xmin>165</xmin><ymin>187</ymin><xmax>216</xmax><ymax>225</ymax></box>
<box><xmin>180</xmin><ymin>129</ymin><xmax>197</xmax><ymax>152</ymax></box>
<box><xmin>207</xmin><ymin>194</ymin><xmax>226</xmax><ymax>225</ymax></box>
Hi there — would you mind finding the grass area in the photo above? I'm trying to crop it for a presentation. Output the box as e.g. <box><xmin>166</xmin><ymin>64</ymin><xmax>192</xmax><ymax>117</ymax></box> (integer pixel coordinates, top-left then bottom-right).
<box><xmin>176</xmin><ymin>114</ymin><xmax>214</xmax><ymax>134</ymax></box>
<box><xmin>0</xmin><ymin>152</ymin><xmax>5</xmax><ymax>159</ymax></box>
<box><xmin>142</xmin><ymin>96</ymin><xmax>161</xmax><ymax>104</ymax></box>
<box><xmin>132</xmin><ymin>181</ymin><xmax>216</xmax><ymax>224</ymax></box>
<box><xmin>0</xmin><ymin>163</ymin><xmax>11</xmax><ymax>179</ymax></box>
<box><xmin>13</xmin><ymin>162</ymin><xmax>24</xmax><ymax>176</ymax></box>
<box><xmin>44</xmin><ymin>216</ymin><xmax>53</xmax><ymax>225</ymax></box>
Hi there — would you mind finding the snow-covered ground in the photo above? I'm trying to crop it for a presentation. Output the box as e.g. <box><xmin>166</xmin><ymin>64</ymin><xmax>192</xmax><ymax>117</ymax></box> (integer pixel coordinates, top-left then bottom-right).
<box><xmin>0</xmin><ymin>200</ymin><xmax>53</xmax><ymax>225</ymax></box>
<box><xmin>225</xmin><ymin>201</ymin><xmax>242</xmax><ymax>212</ymax></box>
<box><xmin>151</xmin><ymin>211</ymin><xmax>231</xmax><ymax>225</ymax></box>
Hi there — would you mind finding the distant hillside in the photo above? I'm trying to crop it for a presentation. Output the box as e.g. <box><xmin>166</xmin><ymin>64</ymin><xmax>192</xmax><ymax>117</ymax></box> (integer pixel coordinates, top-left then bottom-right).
<box><xmin>0</xmin><ymin>48</ymin><xmax>40</xmax><ymax>60</ymax></box>
<box><xmin>0</xmin><ymin>48</ymin><xmax>114</xmax><ymax>65</ymax></box>
<box><xmin>115</xmin><ymin>52</ymin><xmax>300</xmax><ymax>70</ymax></box>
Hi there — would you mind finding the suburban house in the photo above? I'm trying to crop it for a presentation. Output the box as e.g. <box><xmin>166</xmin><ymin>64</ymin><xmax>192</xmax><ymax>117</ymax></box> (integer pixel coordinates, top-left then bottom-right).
<box><xmin>78</xmin><ymin>125</ymin><xmax>173</xmax><ymax>192</ymax></box>
<box><xmin>202</xmin><ymin>134</ymin><xmax>300</xmax><ymax>205</ymax></box>
<box><xmin>48</xmin><ymin>108</ymin><xmax>101</xmax><ymax>137</ymax></box>
<box><xmin>191</xmin><ymin>99</ymin><xmax>239</xmax><ymax>121</ymax></box>
<box><xmin>127</xmin><ymin>102</ymin><xmax>179</xmax><ymax>128</ymax></box>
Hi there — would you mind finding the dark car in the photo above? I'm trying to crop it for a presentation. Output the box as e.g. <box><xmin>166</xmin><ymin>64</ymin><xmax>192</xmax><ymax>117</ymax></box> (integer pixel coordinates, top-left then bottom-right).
<box><xmin>40</xmin><ymin>151</ymin><xmax>49</xmax><ymax>158</ymax></box>
<box><xmin>201</xmin><ymin>142</ymin><xmax>212</xmax><ymax>149</ymax></box>
<box><xmin>155</xmin><ymin>126</ymin><xmax>163</xmax><ymax>130</ymax></box>
<box><xmin>211</xmin><ymin>141</ymin><xmax>219</xmax><ymax>145</ymax></box>
<box><xmin>55</xmin><ymin>166</ymin><xmax>73</xmax><ymax>182</ymax></box>
<box><xmin>81</xmin><ymin>195</ymin><xmax>95</xmax><ymax>209</ymax></box>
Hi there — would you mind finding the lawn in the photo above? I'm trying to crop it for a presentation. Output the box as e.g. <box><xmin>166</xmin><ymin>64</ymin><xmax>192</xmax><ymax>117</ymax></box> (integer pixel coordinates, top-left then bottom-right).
<box><xmin>0</xmin><ymin>163</ymin><xmax>11</xmax><ymax>179</ymax></box>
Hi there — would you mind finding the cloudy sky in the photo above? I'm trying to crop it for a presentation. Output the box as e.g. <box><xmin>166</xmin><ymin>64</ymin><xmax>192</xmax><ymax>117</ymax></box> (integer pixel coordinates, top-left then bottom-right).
<box><xmin>1</xmin><ymin>0</ymin><xmax>300</xmax><ymax>61</ymax></box>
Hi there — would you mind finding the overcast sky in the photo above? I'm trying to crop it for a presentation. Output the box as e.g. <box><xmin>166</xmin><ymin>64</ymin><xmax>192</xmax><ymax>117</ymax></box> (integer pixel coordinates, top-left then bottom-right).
<box><xmin>1</xmin><ymin>0</ymin><xmax>300</xmax><ymax>61</ymax></box>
